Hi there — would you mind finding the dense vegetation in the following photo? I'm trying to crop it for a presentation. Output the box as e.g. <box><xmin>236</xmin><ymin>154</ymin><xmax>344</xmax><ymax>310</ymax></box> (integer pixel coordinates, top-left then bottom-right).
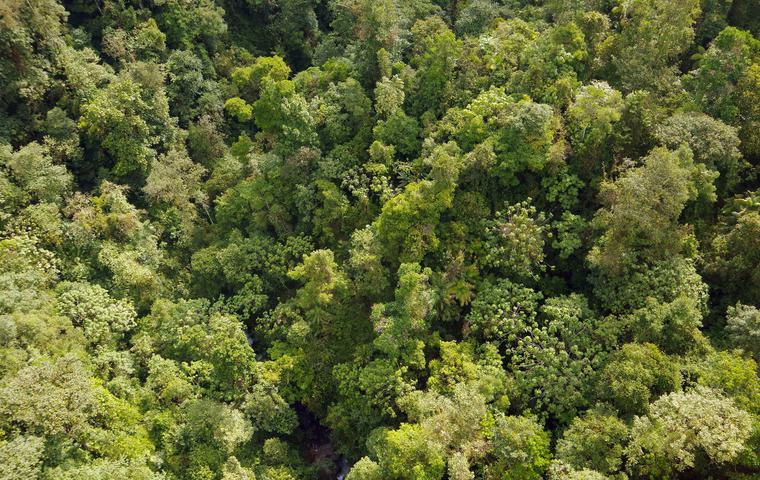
<box><xmin>2</xmin><ymin>0</ymin><xmax>760</xmax><ymax>479</ymax></box>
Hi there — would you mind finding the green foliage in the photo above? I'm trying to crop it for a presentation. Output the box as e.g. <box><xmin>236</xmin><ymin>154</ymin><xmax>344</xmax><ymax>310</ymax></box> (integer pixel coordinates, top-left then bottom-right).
<box><xmin>0</xmin><ymin>435</ymin><xmax>45</xmax><ymax>480</ymax></box>
<box><xmin>465</xmin><ymin>279</ymin><xmax>542</xmax><ymax>342</ymax></box>
<box><xmin>480</xmin><ymin>200</ymin><xmax>548</xmax><ymax>280</ymax></box>
<box><xmin>408</xmin><ymin>17</ymin><xmax>461</xmax><ymax>117</ymax></box>
<box><xmin>510</xmin><ymin>294</ymin><xmax>603</xmax><ymax>423</ymax></box>
<box><xmin>655</xmin><ymin>111</ymin><xmax>744</xmax><ymax>193</ymax></box>
<box><xmin>3</xmin><ymin>1</ymin><xmax>760</xmax><ymax>478</ymax></box>
<box><xmin>372</xmin><ymin>262</ymin><xmax>434</xmax><ymax>363</ymax></box>
<box><xmin>509</xmin><ymin>22</ymin><xmax>588</xmax><ymax>105</ymax></box>
<box><xmin>625</xmin><ymin>387</ymin><xmax>753</xmax><ymax>477</ymax></box>
<box><xmin>373</xmin><ymin>143</ymin><xmax>461</xmax><ymax>262</ymax></box>
<box><xmin>0</xmin><ymin>142</ymin><xmax>72</xmax><ymax>208</ymax></box>
<box><xmin>694</xmin><ymin>350</ymin><xmax>760</xmax><ymax>414</ymax></box>
<box><xmin>345</xmin><ymin>457</ymin><xmax>382</xmax><ymax>480</ymax></box>
<box><xmin>0</xmin><ymin>235</ymin><xmax>59</xmax><ymax>313</ymax></box>
<box><xmin>370</xmin><ymin>423</ymin><xmax>446</xmax><ymax>480</ymax></box>
<box><xmin>56</xmin><ymin>281</ymin><xmax>137</xmax><ymax>348</ymax></box>
<box><xmin>232</xmin><ymin>56</ymin><xmax>291</xmax><ymax>102</ymax></box>
<box><xmin>79</xmin><ymin>77</ymin><xmax>169</xmax><ymax>177</ymax></box>
<box><xmin>707</xmin><ymin>195</ymin><xmax>760</xmax><ymax>305</ymax></box>
<box><xmin>252</xmin><ymin>79</ymin><xmax>318</xmax><ymax>154</ymax></box>
<box><xmin>565</xmin><ymin>81</ymin><xmax>623</xmax><ymax>172</ymax></box>
<box><xmin>546</xmin><ymin>461</ymin><xmax>609</xmax><ymax>480</ymax></box>
<box><xmin>155</xmin><ymin>0</ymin><xmax>226</xmax><ymax>51</ymax></box>
<box><xmin>556</xmin><ymin>408</ymin><xmax>628</xmax><ymax>476</ymax></box>
<box><xmin>589</xmin><ymin>146</ymin><xmax>717</xmax><ymax>274</ymax></box>
<box><xmin>47</xmin><ymin>458</ymin><xmax>166</xmax><ymax>480</ymax></box>
<box><xmin>144</xmin><ymin>146</ymin><xmax>208</xmax><ymax>234</ymax></box>
<box><xmin>686</xmin><ymin>27</ymin><xmax>760</xmax><ymax>124</ymax></box>
<box><xmin>592</xmin><ymin>255</ymin><xmax>709</xmax><ymax>317</ymax></box>
<box><xmin>0</xmin><ymin>354</ymin><xmax>98</xmax><ymax>439</ymax></box>
<box><xmin>606</xmin><ymin>0</ymin><xmax>701</xmax><ymax>93</ymax></box>
<box><xmin>432</xmin><ymin>87</ymin><xmax>561</xmax><ymax>185</ymax></box>
<box><xmin>484</xmin><ymin>414</ymin><xmax>551</xmax><ymax>480</ymax></box>
<box><xmin>164</xmin><ymin>399</ymin><xmax>253</xmax><ymax>477</ymax></box>
<box><xmin>597</xmin><ymin>343</ymin><xmax>681</xmax><ymax>417</ymax></box>
<box><xmin>725</xmin><ymin>304</ymin><xmax>760</xmax><ymax>361</ymax></box>
<box><xmin>166</xmin><ymin>50</ymin><xmax>206</xmax><ymax>124</ymax></box>
<box><xmin>225</xmin><ymin>97</ymin><xmax>254</xmax><ymax>123</ymax></box>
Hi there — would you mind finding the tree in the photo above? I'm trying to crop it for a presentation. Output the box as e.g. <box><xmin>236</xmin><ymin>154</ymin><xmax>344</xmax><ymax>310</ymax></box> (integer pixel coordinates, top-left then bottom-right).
<box><xmin>597</xmin><ymin>343</ymin><xmax>681</xmax><ymax>417</ymax></box>
<box><xmin>145</xmin><ymin>355</ymin><xmax>197</xmax><ymax>406</ymax></box>
<box><xmin>686</xmin><ymin>27</ymin><xmax>760</xmax><ymax>124</ymax></box>
<box><xmin>0</xmin><ymin>142</ymin><xmax>72</xmax><ymax>208</ymax></box>
<box><xmin>465</xmin><ymin>279</ymin><xmax>542</xmax><ymax>343</ymax></box>
<box><xmin>345</xmin><ymin>457</ymin><xmax>383</xmax><ymax>480</ymax></box>
<box><xmin>625</xmin><ymin>387</ymin><xmax>753</xmax><ymax>477</ymax></box>
<box><xmin>143</xmin><ymin>147</ymin><xmax>208</xmax><ymax>233</ymax></box>
<box><xmin>0</xmin><ymin>234</ymin><xmax>59</xmax><ymax>314</ymax></box>
<box><xmin>589</xmin><ymin>146</ymin><xmax>717</xmax><ymax>274</ymax></box>
<box><xmin>655</xmin><ymin>112</ymin><xmax>744</xmax><ymax>193</ymax></box>
<box><xmin>605</xmin><ymin>0</ymin><xmax>700</xmax><ymax>93</ymax></box>
<box><xmin>225</xmin><ymin>97</ymin><xmax>254</xmax><ymax>122</ymax></box>
<box><xmin>56</xmin><ymin>281</ymin><xmax>137</xmax><ymax>348</ymax></box>
<box><xmin>694</xmin><ymin>350</ymin><xmax>760</xmax><ymax>414</ymax></box>
<box><xmin>314</xmin><ymin>77</ymin><xmax>373</xmax><ymax>153</ymax></box>
<box><xmin>432</xmin><ymin>87</ymin><xmax>561</xmax><ymax>186</ymax></box>
<box><xmin>455</xmin><ymin>0</ymin><xmax>505</xmax><ymax>37</ymax></box>
<box><xmin>289</xmin><ymin>249</ymin><xmax>347</xmax><ymax>327</ymax></box>
<box><xmin>243</xmin><ymin>382</ymin><xmax>298</xmax><ymax>434</ymax></box>
<box><xmin>695</xmin><ymin>0</ymin><xmax>734</xmax><ymax>45</ymax></box>
<box><xmin>233</xmin><ymin>56</ymin><xmax>291</xmax><ymax>101</ymax></box>
<box><xmin>510</xmin><ymin>23</ymin><xmax>588</xmax><ymax>106</ymax></box>
<box><xmin>426</xmin><ymin>341</ymin><xmax>508</xmax><ymax>402</ymax></box>
<box><xmin>372</xmin><ymin>263</ymin><xmax>434</xmax><ymax>364</ymax></box>
<box><xmin>327</xmin><ymin>356</ymin><xmax>416</xmax><ymax>457</ymax></box>
<box><xmin>591</xmin><ymin>255</ymin><xmax>709</xmax><ymax>316</ymax></box>
<box><xmin>0</xmin><ymin>0</ymin><xmax>68</xmax><ymax>140</ymax></box>
<box><xmin>46</xmin><ymin>458</ymin><xmax>166</xmax><ymax>480</ymax></box>
<box><xmin>373</xmin><ymin>143</ymin><xmax>461</xmax><ymax>262</ymax></box>
<box><xmin>79</xmin><ymin>76</ymin><xmax>170</xmax><ymax>177</ymax></box>
<box><xmin>480</xmin><ymin>18</ymin><xmax>538</xmax><ymax>87</ymax></box>
<box><xmin>347</xmin><ymin>226</ymin><xmax>389</xmax><ymax>299</ymax></box>
<box><xmin>509</xmin><ymin>295</ymin><xmax>603</xmax><ymax>423</ymax></box>
<box><xmin>480</xmin><ymin>200</ymin><xmax>548</xmax><ymax>281</ymax></box>
<box><xmin>0</xmin><ymin>435</ymin><xmax>44</xmax><ymax>480</ymax></box>
<box><xmin>725</xmin><ymin>303</ymin><xmax>760</xmax><ymax>361</ymax></box>
<box><xmin>286</xmin><ymin>249</ymin><xmax>366</xmax><ymax>414</ymax></box>
<box><xmin>483</xmin><ymin>414</ymin><xmax>551</xmax><ymax>480</ymax></box>
<box><xmin>0</xmin><ymin>354</ymin><xmax>98</xmax><ymax>440</ymax></box>
<box><xmin>328</xmin><ymin>0</ymin><xmax>415</xmax><ymax>85</ymax></box>
<box><xmin>368</xmin><ymin>423</ymin><xmax>446</xmax><ymax>480</ymax></box>
<box><xmin>546</xmin><ymin>462</ymin><xmax>608</xmax><ymax>480</ymax></box>
<box><xmin>565</xmin><ymin>81</ymin><xmax>623</xmax><ymax>175</ymax></box>
<box><xmin>155</xmin><ymin>0</ymin><xmax>226</xmax><ymax>51</ymax></box>
<box><xmin>373</xmin><ymin>110</ymin><xmax>421</xmax><ymax>158</ymax></box>
<box><xmin>556</xmin><ymin>408</ymin><xmax>628</xmax><ymax>476</ymax></box>
<box><xmin>407</xmin><ymin>17</ymin><xmax>461</xmax><ymax>117</ymax></box>
<box><xmin>390</xmin><ymin>382</ymin><xmax>493</xmax><ymax>479</ymax></box>
<box><xmin>140</xmin><ymin>299</ymin><xmax>258</xmax><ymax>398</ymax></box>
<box><xmin>188</xmin><ymin>115</ymin><xmax>227</xmax><ymax>167</ymax></box>
<box><xmin>60</xmin><ymin>181</ymin><xmax>166</xmax><ymax>310</ymax></box>
<box><xmin>736</xmin><ymin>62</ymin><xmax>760</xmax><ymax>158</ymax></box>
<box><xmin>164</xmin><ymin>399</ymin><xmax>253</xmax><ymax>478</ymax></box>
<box><xmin>165</xmin><ymin>50</ymin><xmax>206</xmax><ymax>124</ymax></box>
<box><xmin>706</xmin><ymin>196</ymin><xmax>760</xmax><ymax>305</ymax></box>
<box><xmin>686</xmin><ymin>26</ymin><xmax>760</xmax><ymax>157</ymax></box>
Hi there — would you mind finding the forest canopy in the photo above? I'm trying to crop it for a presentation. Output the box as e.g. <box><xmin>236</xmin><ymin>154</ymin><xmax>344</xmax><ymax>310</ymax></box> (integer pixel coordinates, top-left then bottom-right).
<box><xmin>1</xmin><ymin>0</ymin><xmax>760</xmax><ymax>479</ymax></box>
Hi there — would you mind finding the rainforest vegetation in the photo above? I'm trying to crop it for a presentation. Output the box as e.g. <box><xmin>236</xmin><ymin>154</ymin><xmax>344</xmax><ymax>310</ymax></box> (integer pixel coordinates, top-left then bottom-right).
<box><xmin>1</xmin><ymin>0</ymin><xmax>760</xmax><ymax>478</ymax></box>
